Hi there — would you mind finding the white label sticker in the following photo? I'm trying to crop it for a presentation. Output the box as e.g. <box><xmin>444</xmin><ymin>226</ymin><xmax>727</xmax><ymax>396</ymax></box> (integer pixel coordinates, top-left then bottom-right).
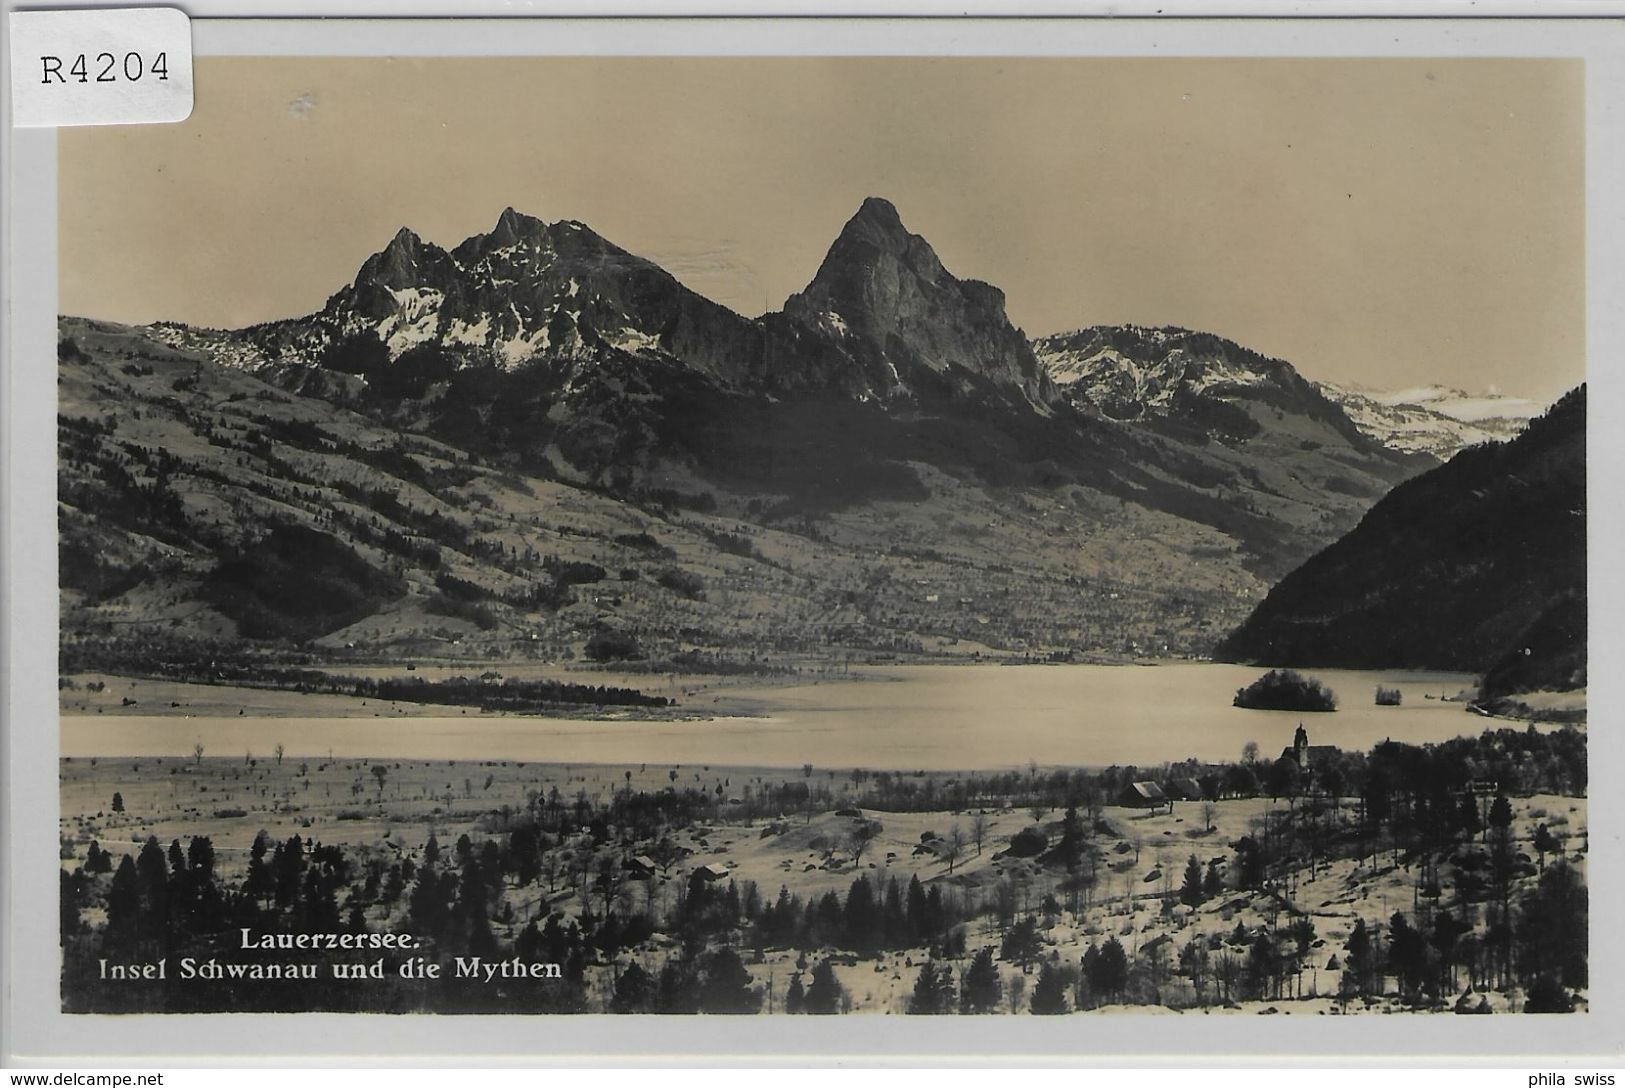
<box><xmin>9</xmin><ymin>8</ymin><xmax>193</xmax><ymax>128</ymax></box>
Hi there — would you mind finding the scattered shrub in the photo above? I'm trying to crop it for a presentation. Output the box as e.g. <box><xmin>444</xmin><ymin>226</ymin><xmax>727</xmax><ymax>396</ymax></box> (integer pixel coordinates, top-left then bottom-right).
<box><xmin>585</xmin><ymin>630</ymin><xmax>644</xmax><ymax>663</ymax></box>
<box><xmin>656</xmin><ymin>568</ymin><xmax>706</xmax><ymax>600</ymax></box>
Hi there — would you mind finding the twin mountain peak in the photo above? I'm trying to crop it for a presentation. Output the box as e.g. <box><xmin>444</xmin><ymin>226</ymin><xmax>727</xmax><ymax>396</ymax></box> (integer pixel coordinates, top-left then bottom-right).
<box><xmin>307</xmin><ymin>197</ymin><xmax>1054</xmax><ymax>411</ymax></box>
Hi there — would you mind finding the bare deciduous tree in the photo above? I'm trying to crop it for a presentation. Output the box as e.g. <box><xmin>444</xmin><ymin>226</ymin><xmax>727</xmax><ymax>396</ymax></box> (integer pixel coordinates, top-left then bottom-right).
<box><xmin>595</xmin><ymin>852</ymin><xmax>626</xmax><ymax>916</ymax></box>
<box><xmin>1005</xmin><ymin>974</ymin><xmax>1026</xmax><ymax>1014</ymax></box>
<box><xmin>945</xmin><ymin>823</ymin><xmax>965</xmax><ymax>874</ymax></box>
<box><xmin>971</xmin><ymin>812</ymin><xmax>990</xmax><ymax>856</ymax></box>
<box><xmin>847</xmin><ymin>821</ymin><xmax>878</xmax><ymax>866</ymax></box>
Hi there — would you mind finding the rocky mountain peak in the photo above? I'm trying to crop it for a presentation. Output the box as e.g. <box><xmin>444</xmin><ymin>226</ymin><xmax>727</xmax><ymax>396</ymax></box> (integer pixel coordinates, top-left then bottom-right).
<box><xmin>360</xmin><ymin>227</ymin><xmax>433</xmax><ymax>288</ymax></box>
<box><xmin>338</xmin><ymin>227</ymin><xmax>461</xmax><ymax>324</ymax></box>
<box><xmin>842</xmin><ymin>196</ymin><xmax>911</xmax><ymax>245</ymax></box>
<box><xmin>489</xmin><ymin>205</ymin><xmax>545</xmax><ymax>247</ymax></box>
<box><xmin>782</xmin><ymin>198</ymin><xmax>1052</xmax><ymax>407</ymax></box>
<box><xmin>449</xmin><ymin>206</ymin><xmax>552</xmax><ymax>265</ymax></box>
<box><xmin>807</xmin><ymin>197</ymin><xmax>946</xmax><ymax>291</ymax></box>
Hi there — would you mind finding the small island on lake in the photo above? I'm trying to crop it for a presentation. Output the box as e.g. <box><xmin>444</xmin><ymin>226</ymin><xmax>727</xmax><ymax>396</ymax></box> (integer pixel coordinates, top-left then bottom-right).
<box><xmin>1232</xmin><ymin>668</ymin><xmax>1338</xmax><ymax>712</ymax></box>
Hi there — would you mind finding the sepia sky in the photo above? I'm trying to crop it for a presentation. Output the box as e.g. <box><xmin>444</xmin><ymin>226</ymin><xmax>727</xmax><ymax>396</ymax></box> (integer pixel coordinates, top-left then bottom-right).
<box><xmin>59</xmin><ymin>56</ymin><xmax>1585</xmax><ymax>402</ymax></box>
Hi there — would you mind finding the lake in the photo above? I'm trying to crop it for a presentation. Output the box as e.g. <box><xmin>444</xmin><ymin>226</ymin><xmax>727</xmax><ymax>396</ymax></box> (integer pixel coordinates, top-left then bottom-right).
<box><xmin>59</xmin><ymin>662</ymin><xmax>1506</xmax><ymax>770</ymax></box>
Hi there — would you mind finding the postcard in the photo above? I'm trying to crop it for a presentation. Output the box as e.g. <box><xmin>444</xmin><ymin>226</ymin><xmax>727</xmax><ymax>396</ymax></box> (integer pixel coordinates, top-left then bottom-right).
<box><xmin>4</xmin><ymin>12</ymin><xmax>1621</xmax><ymax>1064</ymax></box>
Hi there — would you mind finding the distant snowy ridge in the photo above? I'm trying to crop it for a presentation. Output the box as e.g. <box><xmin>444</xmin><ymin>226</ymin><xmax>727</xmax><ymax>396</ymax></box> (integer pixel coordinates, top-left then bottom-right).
<box><xmin>1033</xmin><ymin>321</ymin><xmax>1546</xmax><ymax>463</ymax></box>
<box><xmin>1315</xmin><ymin>381</ymin><xmax>1542</xmax><ymax>460</ymax></box>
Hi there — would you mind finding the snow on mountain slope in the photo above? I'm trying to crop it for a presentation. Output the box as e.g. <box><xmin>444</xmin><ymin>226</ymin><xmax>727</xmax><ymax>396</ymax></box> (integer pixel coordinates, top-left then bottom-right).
<box><xmin>1371</xmin><ymin>385</ymin><xmax>1543</xmax><ymax>422</ymax></box>
<box><xmin>1034</xmin><ymin>321</ymin><xmax>1544</xmax><ymax>463</ymax></box>
<box><xmin>1032</xmin><ymin>325</ymin><xmax>1376</xmax><ymax>456</ymax></box>
<box><xmin>1316</xmin><ymin>381</ymin><xmax>1542</xmax><ymax>459</ymax></box>
<box><xmin>157</xmin><ymin>200</ymin><xmax>1056</xmax><ymax>415</ymax></box>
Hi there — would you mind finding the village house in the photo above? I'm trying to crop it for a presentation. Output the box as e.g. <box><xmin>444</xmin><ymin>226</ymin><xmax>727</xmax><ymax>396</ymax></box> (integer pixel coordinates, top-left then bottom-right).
<box><xmin>623</xmin><ymin>855</ymin><xmax>659</xmax><ymax>880</ymax></box>
<box><xmin>1118</xmin><ymin>781</ymin><xmax>1169</xmax><ymax>810</ymax></box>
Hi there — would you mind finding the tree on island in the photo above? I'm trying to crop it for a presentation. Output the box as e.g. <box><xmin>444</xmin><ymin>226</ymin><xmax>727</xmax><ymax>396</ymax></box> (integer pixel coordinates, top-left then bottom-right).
<box><xmin>1233</xmin><ymin>669</ymin><xmax>1338</xmax><ymax>712</ymax></box>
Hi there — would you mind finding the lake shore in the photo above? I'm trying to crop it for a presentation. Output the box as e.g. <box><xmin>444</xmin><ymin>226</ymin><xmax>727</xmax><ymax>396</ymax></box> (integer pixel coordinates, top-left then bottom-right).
<box><xmin>62</xmin><ymin>661</ymin><xmax>1525</xmax><ymax>771</ymax></box>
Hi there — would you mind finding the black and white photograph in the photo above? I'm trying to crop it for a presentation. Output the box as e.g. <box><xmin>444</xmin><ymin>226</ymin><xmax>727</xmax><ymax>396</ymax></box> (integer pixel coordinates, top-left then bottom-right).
<box><xmin>31</xmin><ymin>40</ymin><xmax>1595</xmax><ymax>1030</ymax></box>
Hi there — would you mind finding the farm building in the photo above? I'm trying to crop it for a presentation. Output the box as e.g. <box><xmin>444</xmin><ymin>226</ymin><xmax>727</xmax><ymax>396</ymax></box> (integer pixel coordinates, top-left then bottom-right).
<box><xmin>624</xmin><ymin>855</ymin><xmax>659</xmax><ymax>879</ymax></box>
<box><xmin>1118</xmin><ymin>781</ymin><xmax>1168</xmax><ymax>809</ymax></box>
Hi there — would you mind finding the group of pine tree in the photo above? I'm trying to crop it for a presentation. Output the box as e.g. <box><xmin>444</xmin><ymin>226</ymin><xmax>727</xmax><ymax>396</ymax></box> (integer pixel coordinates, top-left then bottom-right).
<box><xmin>61</xmin><ymin>731</ymin><xmax>1586</xmax><ymax>1014</ymax></box>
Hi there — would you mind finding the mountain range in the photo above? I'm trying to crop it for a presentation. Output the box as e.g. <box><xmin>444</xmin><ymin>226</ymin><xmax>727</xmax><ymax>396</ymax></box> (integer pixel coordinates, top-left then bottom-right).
<box><xmin>166</xmin><ymin>199</ymin><xmax>1052</xmax><ymax>408</ymax></box>
<box><xmin>59</xmin><ymin>198</ymin><xmax>1555</xmax><ymax>669</ymax></box>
